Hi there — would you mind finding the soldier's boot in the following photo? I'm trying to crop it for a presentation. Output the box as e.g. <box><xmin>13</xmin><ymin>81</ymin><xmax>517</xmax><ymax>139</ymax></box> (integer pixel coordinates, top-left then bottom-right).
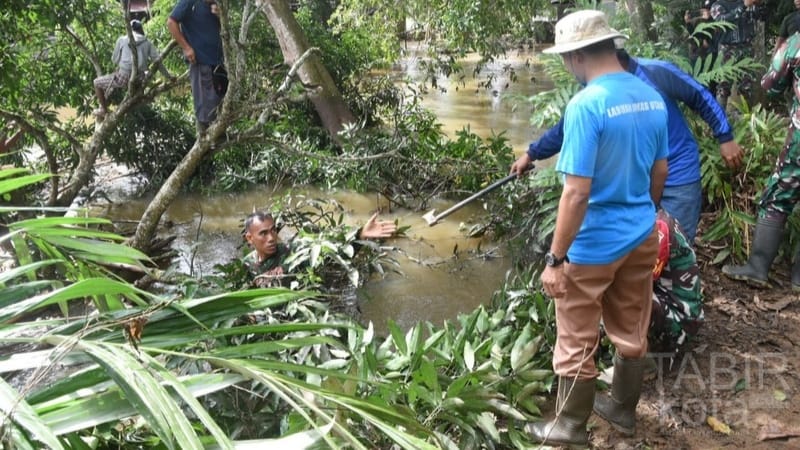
<box><xmin>792</xmin><ymin>246</ymin><xmax>800</xmax><ymax>292</ymax></box>
<box><xmin>722</xmin><ymin>217</ymin><xmax>785</xmax><ymax>288</ymax></box>
<box><xmin>525</xmin><ymin>377</ymin><xmax>595</xmax><ymax>448</ymax></box>
<box><xmin>593</xmin><ymin>354</ymin><xmax>645</xmax><ymax>436</ymax></box>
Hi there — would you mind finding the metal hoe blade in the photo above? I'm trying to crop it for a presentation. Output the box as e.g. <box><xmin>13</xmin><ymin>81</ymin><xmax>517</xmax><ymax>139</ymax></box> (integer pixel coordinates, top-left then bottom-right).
<box><xmin>420</xmin><ymin>163</ymin><xmax>534</xmax><ymax>227</ymax></box>
<box><xmin>422</xmin><ymin>209</ymin><xmax>440</xmax><ymax>226</ymax></box>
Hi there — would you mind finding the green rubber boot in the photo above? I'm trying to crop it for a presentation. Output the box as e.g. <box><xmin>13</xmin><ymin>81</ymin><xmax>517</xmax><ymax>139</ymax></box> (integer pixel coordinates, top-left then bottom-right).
<box><xmin>525</xmin><ymin>377</ymin><xmax>595</xmax><ymax>448</ymax></box>
<box><xmin>593</xmin><ymin>354</ymin><xmax>645</xmax><ymax>436</ymax></box>
<box><xmin>722</xmin><ymin>217</ymin><xmax>785</xmax><ymax>288</ymax></box>
<box><xmin>792</xmin><ymin>247</ymin><xmax>800</xmax><ymax>292</ymax></box>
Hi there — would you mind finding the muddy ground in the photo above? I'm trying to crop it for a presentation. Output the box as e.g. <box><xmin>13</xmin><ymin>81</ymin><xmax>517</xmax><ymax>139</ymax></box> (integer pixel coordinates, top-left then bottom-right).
<box><xmin>586</xmin><ymin>234</ymin><xmax>800</xmax><ymax>449</ymax></box>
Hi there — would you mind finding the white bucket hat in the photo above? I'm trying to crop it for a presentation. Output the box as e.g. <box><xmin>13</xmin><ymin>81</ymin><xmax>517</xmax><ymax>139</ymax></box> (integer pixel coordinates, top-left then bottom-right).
<box><xmin>543</xmin><ymin>10</ymin><xmax>628</xmax><ymax>54</ymax></box>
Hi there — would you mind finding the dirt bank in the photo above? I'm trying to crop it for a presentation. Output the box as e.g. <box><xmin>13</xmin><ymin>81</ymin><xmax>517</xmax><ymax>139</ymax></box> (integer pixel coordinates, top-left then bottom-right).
<box><xmin>588</xmin><ymin>240</ymin><xmax>800</xmax><ymax>449</ymax></box>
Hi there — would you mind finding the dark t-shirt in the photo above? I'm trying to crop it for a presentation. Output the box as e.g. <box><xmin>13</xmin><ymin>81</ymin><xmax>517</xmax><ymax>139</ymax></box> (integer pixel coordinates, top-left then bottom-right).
<box><xmin>170</xmin><ymin>0</ymin><xmax>223</xmax><ymax>66</ymax></box>
<box><xmin>779</xmin><ymin>10</ymin><xmax>800</xmax><ymax>39</ymax></box>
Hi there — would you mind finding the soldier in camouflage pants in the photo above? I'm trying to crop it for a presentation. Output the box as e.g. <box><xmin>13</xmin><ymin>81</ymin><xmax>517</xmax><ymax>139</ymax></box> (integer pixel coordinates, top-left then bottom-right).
<box><xmin>723</xmin><ymin>33</ymin><xmax>800</xmax><ymax>290</ymax></box>
<box><xmin>650</xmin><ymin>211</ymin><xmax>703</xmax><ymax>354</ymax></box>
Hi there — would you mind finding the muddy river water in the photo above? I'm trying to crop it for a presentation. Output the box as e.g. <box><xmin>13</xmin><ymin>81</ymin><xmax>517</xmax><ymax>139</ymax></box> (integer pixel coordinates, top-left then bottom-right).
<box><xmin>103</xmin><ymin>46</ymin><xmax>552</xmax><ymax>333</ymax></box>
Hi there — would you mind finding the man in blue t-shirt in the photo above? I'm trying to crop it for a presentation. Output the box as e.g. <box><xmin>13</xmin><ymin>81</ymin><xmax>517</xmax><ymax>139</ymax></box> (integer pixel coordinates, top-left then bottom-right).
<box><xmin>522</xmin><ymin>10</ymin><xmax>669</xmax><ymax>448</ymax></box>
<box><xmin>511</xmin><ymin>49</ymin><xmax>743</xmax><ymax>243</ymax></box>
<box><xmin>167</xmin><ymin>0</ymin><xmax>225</xmax><ymax>133</ymax></box>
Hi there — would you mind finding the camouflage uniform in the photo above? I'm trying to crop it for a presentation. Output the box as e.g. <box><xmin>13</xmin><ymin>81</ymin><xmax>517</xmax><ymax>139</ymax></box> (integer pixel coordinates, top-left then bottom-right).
<box><xmin>649</xmin><ymin>211</ymin><xmax>704</xmax><ymax>353</ymax></box>
<box><xmin>758</xmin><ymin>33</ymin><xmax>800</xmax><ymax>221</ymax></box>
<box><xmin>243</xmin><ymin>243</ymin><xmax>291</xmax><ymax>287</ymax></box>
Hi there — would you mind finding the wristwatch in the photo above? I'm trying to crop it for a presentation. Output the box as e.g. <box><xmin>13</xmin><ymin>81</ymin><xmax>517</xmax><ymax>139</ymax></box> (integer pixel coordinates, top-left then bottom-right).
<box><xmin>545</xmin><ymin>251</ymin><xmax>568</xmax><ymax>267</ymax></box>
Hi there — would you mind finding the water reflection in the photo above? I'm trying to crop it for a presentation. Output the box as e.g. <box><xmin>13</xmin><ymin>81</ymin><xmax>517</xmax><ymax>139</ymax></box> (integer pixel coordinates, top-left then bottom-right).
<box><xmin>397</xmin><ymin>44</ymin><xmax>554</xmax><ymax>154</ymax></box>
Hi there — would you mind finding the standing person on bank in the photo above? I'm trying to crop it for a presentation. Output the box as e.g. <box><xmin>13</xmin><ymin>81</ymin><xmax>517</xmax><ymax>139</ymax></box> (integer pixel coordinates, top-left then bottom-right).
<box><xmin>521</xmin><ymin>10</ymin><xmax>669</xmax><ymax>448</ymax></box>
<box><xmin>167</xmin><ymin>0</ymin><xmax>225</xmax><ymax>133</ymax></box>
<box><xmin>710</xmin><ymin>0</ymin><xmax>763</xmax><ymax>108</ymax></box>
<box><xmin>511</xmin><ymin>48</ymin><xmax>742</xmax><ymax>244</ymax></box>
<box><xmin>723</xmin><ymin>33</ymin><xmax>800</xmax><ymax>291</ymax></box>
<box><xmin>685</xmin><ymin>0</ymin><xmax>720</xmax><ymax>96</ymax></box>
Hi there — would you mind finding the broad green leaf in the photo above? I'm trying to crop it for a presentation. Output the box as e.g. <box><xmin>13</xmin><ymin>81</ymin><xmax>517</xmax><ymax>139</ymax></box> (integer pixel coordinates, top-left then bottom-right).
<box><xmin>511</xmin><ymin>327</ymin><xmax>541</xmax><ymax>372</ymax></box>
<box><xmin>35</xmin><ymin>236</ymin><xmax>148</xmax><ymax>264</ymax></box>
<box><xmin>58</xmin><ymin>340</ymin><xmax>205</xmax><ymax>449</ymax></box>
<box><xmin>0</xmin><ymin>278</ymin><xmax>149</xmax><ymax>323</ymax></box>
<box><xmin>318</xmin><ymin>359</ymin><xmax>350</xmax><ymax>370</ymax></box>
<box><xmin>37</xmin><ymin>372</ymin><xmax>244</xmax><ymax>435</ymax></box>
<box><xmin>141</xmin><ymin>355</ymin><xmax>234</xmax><ymax>450</ymax></box>
<box><xmin>26</xmin><ymin>366</ymin><xmax>108</xmax><ymax>406</ymax></box>
<box><xmin>23</xmin><ymin>227</ymin><xmax>129</xmax><ymax>242</ymax></box>
<box><xmin>209</xmin><ymin>336</ymin><xmax>344</xmax><ymax>358</ymax></box>
<box><xmin>464</xmin><ymin>340</ymin><xmax>475</xmax><ymax>371</ymax></box>
<box><xmin>388</xmin><ymin>320</ymin><xmax>407</xmax><ymax>354</ymax></box>
<box><xmin>10</xmin><ymin>233</ymin><xmax>36</xmax><ymax>282</ymax></box>
<box><xmin>422</xmin><ymin>329</ymin><xmax>445</xmax><ymax>351</ymax></box>
<box><xmin>419</xmin><ymin>359</ymin><xmax>438</xmax><ymax>391</ymax></box>
<box><xmin>9</xmin><ymin>216</ymin><xmax>114</xmax><ymax>230</ymax></box>
<box><xmin>0</xmin><ymin>348</ymin><xmax>91</xmax><ymax>374</ymax></box>
<box><xmin>0</xmin><ymin>167</ymin><xmax>33</xmax><ymax>180</ymax></box>
<box><xmin>486</xmin><ymin>399</ymin><xmax>526</xmax><ymax>420</ymax></box>
<box><xmin>0</xmin><ymin>281</ymin><xmax>58</xmax><ymax>309</ymax></box>
<box><xmin>0</xmin><ymin>173</ymin><xmax>51</xmax><ymax>196</ymax></box>
<box><xmin>0</xmin><ymin>378</ymin><xmax>64</xmax><ymax>449</ymax></box>
<box><xmin>475</xmin><ymin>411</ymin><xmax>501</xmax><ymax>442</ymax></box>
<box><xmin>0</xmin><ymin>260</ymin><xmax>60</xmax><ymax>285</ymax></box>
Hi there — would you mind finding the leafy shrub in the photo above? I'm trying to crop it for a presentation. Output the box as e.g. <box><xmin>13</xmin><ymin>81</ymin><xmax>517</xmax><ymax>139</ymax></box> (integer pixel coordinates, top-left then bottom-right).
<box><xmin>104</xmin><ymin>103</ymin><xmax>201</xmax><ymax>190</ymax></box>
<box><xmin>695</xmin><ymin>100</ymin><xmax>800</xmax><ymax>263</ymax></box>
<box><xmin>213</xmin><ymin>92</ymin><xmax>515</xmax><ymax>208</ymax></box>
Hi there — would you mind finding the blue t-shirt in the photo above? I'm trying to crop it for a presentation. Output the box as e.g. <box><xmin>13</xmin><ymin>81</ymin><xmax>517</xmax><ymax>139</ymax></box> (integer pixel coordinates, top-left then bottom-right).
<box><xmin>170</xmin><ymin>0</ymin><xmax>223</xmax><ymax>66</ymax></box>
<box><xmin>528</xmin><ymin>52</ymin><xmax>733</xmax><ymax>188</ymax></box>
<box><xmin>556</xmin><ymin>71</ymin><xmax>669</xmax><ymax>265</ymax></box>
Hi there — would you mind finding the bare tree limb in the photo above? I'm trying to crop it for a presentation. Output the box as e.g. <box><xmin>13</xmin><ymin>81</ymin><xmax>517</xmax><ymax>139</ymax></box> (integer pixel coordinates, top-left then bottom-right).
<box><xmin>63</xmin><ymin>25</ymin><xmax>103</xmax><ymax>76</ymax></box>
<box><xmin>250</xmin><ymin>47</ymin><xmax>319</xmax><ymax>129</ymax></box>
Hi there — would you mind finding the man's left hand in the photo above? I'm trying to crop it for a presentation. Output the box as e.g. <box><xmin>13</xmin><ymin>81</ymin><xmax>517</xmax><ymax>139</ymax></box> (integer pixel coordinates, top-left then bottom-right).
<box><xmin>719</xmin><ymin>141</ymin><xmax>744</xmax><ymax>169</ymax></box>
<box><xmin>359</xmin><ymin>212</ymin><xmax>397</xmax><ymax>239</ymax></box>
<box><xmin>540</xmin><ymin>265</ymin><xmax>566</xmax><ymax>298</ymax></box>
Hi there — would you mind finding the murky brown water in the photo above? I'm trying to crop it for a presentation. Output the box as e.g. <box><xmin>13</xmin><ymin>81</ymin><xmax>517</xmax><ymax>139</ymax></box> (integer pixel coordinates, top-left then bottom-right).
<box><xmin>101</xmin><ymin>47</ymin><xmax>551</xmax><ymax>333</ymax></box>
<box><xmin>399</xmin><ymin>44</ymin><xmax>553</xmax><ymax>153</ymax></box>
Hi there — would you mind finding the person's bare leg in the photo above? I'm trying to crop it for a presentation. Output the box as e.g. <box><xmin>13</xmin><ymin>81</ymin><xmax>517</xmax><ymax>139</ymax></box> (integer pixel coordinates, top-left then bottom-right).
<box><xmin>94</xmin><ymin>85</ymin><xmax>108</xmax><ymax>118</ymax></box>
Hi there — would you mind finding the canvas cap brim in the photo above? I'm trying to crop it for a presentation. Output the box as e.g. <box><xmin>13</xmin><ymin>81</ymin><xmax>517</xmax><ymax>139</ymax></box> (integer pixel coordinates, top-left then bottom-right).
<box><xmin>542</xmin><ymin>31</ymin><xmax>628</xmax><ymax>54</ymax></box>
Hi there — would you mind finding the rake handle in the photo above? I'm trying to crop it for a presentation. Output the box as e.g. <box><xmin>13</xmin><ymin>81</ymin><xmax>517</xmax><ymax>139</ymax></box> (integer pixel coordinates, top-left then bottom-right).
<box><xmin>429</xmin><ymin>164</ymin><xmax>534</xmax><ymax>224</ymax></box>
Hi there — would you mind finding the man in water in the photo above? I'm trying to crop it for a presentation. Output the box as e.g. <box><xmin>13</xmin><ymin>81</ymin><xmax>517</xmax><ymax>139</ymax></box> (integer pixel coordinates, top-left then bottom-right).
<box><xmin>243</xmin><ymin>211</ymin><xmax>397</xmax><ymax>287</ymax></box>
